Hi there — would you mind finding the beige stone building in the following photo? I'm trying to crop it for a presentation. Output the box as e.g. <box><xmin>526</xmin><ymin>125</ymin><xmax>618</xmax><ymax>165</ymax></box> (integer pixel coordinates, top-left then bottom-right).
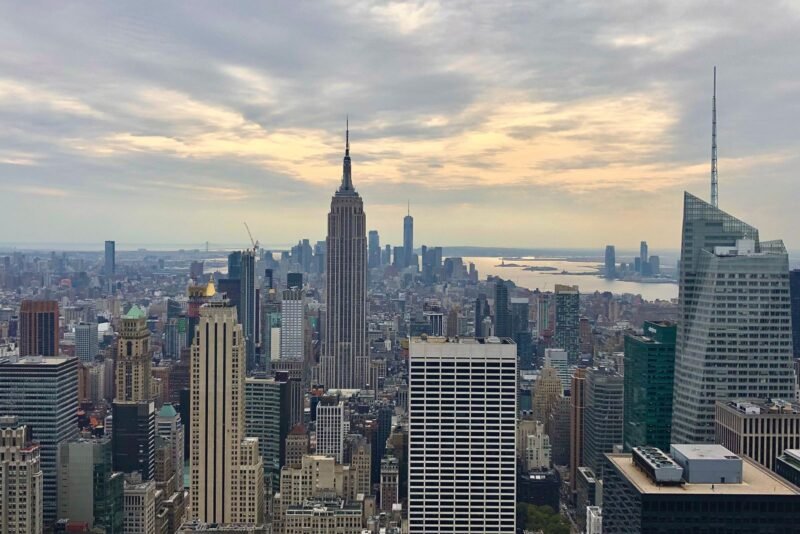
<box><xmin>0</xmin><ymin>416</ymin><xmax>43</xmax><ymax>534</ymax></box>
<box><xmin>190</xmin><ymin>299</ymin><xmax>265</xmax><ymax>525</ymax></box>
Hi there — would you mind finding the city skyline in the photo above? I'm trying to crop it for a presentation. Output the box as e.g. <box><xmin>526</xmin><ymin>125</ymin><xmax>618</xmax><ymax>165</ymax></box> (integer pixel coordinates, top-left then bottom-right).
<box><xmin>2</xmin><ymin>3</ymin><xmax>800</xmax><ymax>249</ymax></box>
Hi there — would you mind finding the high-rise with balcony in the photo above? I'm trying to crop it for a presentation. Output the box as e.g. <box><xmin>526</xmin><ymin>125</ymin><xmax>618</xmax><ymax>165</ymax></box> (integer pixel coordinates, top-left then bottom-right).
<box><xmin>408</xmin><ymin>336</ymin><xmax>517</xmax><ymax>533</ymax></box>
<box><xmin>671</xmin><ymin>193</ymin><xmax>796</xmax><ymax>444</ymax></box>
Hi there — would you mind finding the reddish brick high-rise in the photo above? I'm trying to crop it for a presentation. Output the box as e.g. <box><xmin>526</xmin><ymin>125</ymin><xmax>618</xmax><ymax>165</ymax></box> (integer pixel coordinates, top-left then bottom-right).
<box><xmin>19</xmin><ymin>300</ymin><xmax>59</xmax><ymax>356</ymax></box>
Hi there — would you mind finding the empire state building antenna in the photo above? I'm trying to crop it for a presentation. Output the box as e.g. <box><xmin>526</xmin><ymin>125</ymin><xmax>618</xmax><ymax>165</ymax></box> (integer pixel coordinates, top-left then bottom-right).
<box><xmin>711</xmin><ymin>66</ymin><xmax>718</xmax><ymax>208</ymax></box>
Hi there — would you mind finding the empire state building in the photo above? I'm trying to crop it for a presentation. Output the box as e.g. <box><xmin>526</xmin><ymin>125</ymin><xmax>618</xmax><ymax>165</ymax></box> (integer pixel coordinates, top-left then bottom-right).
<box><xmin>320</xmin><ymin>122</ymin><xmax>369</xmax><ymax>389</ymax></box>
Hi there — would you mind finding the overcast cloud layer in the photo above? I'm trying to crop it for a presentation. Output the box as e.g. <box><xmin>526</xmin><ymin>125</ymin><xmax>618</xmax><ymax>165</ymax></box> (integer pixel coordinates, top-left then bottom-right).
<box><xmin>1</xmin><ymin>1</ymin><xmax>799</xmax><ymax>250</ymax></box>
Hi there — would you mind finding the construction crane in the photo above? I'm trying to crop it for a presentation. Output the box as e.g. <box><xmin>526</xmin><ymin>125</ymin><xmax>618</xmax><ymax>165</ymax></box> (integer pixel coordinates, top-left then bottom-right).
<box><xmin>243</xmin><ymin>222</ymin><xmax>259</xmax><ymax>252</ymax></box>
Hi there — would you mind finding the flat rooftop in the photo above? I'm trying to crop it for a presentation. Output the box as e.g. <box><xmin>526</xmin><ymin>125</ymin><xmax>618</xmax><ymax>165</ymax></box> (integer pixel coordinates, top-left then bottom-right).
<box><xmin>410</xmin><ymin>336</ymin><xmax>515</xmax><ymax>345</ymax></box>
<box><xmin>718</xmin><ymin>398</ymin><xmax>800</xmax><ymax>415</ymax></box>
<box><xmin>671</xmin><ymin>444</ymin><xmax>739</xmax><ymax>461</ymax></box>
<box><xmin>1</xmin><ymin>355</ymin><xmax>74</xmax><ymax>365</ymax></box>
<box><xmin>607</xmin><ymin>454</ymin><xmax>799</xmax><ymax>496</ymax></box>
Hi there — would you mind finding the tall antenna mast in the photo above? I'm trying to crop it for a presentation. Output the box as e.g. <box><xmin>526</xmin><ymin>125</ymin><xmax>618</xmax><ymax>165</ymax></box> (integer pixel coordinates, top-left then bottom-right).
<box><xmin>711</xmin><ymin>66</ymin><xmax>718</xmax><ymax>208</ymax></box>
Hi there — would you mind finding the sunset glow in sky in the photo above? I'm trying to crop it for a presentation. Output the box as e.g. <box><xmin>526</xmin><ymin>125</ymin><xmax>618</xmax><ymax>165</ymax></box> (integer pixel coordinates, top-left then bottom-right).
<box><xmin>1</xmin><ymin>2</ymin><xmax>799</xmax><ymax>250</ymax></box>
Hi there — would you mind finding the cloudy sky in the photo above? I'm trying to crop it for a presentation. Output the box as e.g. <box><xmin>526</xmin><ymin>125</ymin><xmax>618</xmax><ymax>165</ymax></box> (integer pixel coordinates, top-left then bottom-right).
<box><xmin>1</xmin><ymin>1</ymin><xmax>799</xmax><ymax>251</ymax></box>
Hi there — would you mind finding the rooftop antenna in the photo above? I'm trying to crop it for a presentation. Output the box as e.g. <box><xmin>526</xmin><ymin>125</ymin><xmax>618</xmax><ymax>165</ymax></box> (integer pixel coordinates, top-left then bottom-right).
<box><xmin>711</xmin><ymin>66</ymin><xmax>718</xmax><ymax>208</ymax></box>
<box><xmin>407</xmin><ymin>199</ymin><xmax>410</xmax><ymax>216</ymax></box>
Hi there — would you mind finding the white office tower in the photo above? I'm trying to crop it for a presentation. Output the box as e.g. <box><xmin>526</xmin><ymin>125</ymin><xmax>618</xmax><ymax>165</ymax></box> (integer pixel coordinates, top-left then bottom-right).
<box><xmin>75</xmin><ymin>322</ymin><xmax>98</xmax><ymax>363</ymax></box>
<box><xmin>671</xmin><ymin>193</ymin><xmax>796</xmax><ymax>443</ymax></box>
<box><xmin>315</xmin><ymin>398</ymin><xmax>345</xmax><ymax>463</ymax></box>
<box><xmin>524</xmin><ymin>421</ymin><xmax>552</xmax><ymax>471</ymax></box>
<box><xmin>0</xmin><ymin>416</ymin><xmax>43</xmax><ymax>534</ymax></box>
<box><xmin>544</xmin><ymin>348</ymin><xmax>570</xmax><ymax>393</ymax></box>
<box><xmin>190</xmin><ymin>298</ymin><xmax>265</xmax><ymax>525</ymax></box>
<box><xmin>408</xmin><ymin>336</ymin><xmax>517</xmax><ymax>533</ymax></box>
<box><xmin>280</xmin><ymin>287</ymin><xmax>304</xmax><ymax>361</ymax></box>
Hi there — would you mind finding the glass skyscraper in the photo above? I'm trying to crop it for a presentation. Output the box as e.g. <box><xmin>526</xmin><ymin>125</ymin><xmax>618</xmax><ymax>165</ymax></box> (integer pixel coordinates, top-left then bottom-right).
<box><xmin>671</xmin><ymin>193</ymin><xmax>796</xmax><ymax>444</ymax></box>
<box><xmin>623</xmin><ymin>321</ymin><xmax>676</xmax><ymax>452</ymax></box>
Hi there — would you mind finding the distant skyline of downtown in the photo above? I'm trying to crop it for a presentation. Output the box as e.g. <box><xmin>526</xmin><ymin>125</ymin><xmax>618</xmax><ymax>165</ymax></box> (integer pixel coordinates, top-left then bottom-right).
<box><xmin>2</xmin><ymin>3</ymin><xmax>800</xmax><ymax>250</ymax></box>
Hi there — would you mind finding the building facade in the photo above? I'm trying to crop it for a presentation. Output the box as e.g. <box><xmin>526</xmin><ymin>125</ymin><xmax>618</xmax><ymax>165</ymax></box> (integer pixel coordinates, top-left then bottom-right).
<box><xmin>714</xmin><ymin>398</ymin><xmax>800</xmax><ymax>471</ymax></box>
<box><xmin>0</xmin><ymin>416</ymin><xmax>43</xmax><ymax>534</ymax></box>
<box><xmin>0</xmin><ymin>356</ymin><xmax>78</xmax><ymax>524</ymax></box>
<box><xmin>279</xmin><ymin>288</ymin><xmax>304</xmax><ymax>361</ymax></box>
<box><xmin>315</xmin><ymin>398</ymin><xmax>345</xmax><ymax>464</ymax></box>
<box><xmin>672</xmin><ymin>193</ymin><xmax>796</xmax><ymax>444</ymax></box>
<box><xmin>408</xmin><ymin>336</ymin><xmax>517</xmax><ymax>533</ymax></box>
<box><xmin>244</xmin><ymin>376</ymin><xmax>290</xmax><ymax>493</ymax></box>
<box><xmin>319</xmin><ymin>126</ymin><xmax>369</xmax><ymax>390</ymax></box>
<box><xmin>554</xmin><ymin>284</ymin><xmax>580</xmax><ymax>362</ymax></box>
<box><xmin>623</xmin><ymin>321</ymin><xmax>676</xmax><ymax>452</ymax></box>
<box><xmin>190</xmin><ymin>299</ymin><xmax>265</xmax><ymax>525</ymax></box>
<box><xmin>19</xmin><ymin>300</ymin><xmax>59</xmax><ymax>357</ymax></box>
<box><xmin>583</xmin><ymin>367</ymin><xmax>624</xmax><ymax>475</ymax></box>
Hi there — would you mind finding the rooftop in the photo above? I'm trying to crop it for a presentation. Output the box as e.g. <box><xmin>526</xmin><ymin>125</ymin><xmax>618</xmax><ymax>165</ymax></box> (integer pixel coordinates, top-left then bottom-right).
<box><xmin>123</xmin><ymin>304</ymin><xmax>147</xmax><ymax>320</ymax></box>
<box><xmin>607</xmin><ymin>453</ymin><xmax>799</xmax><ymax>496</ymax></box>
<box><xmin>719</xmin><ymin>398</ymin><xmax>800</xmax><ymax>415</ymax></box>
<box><xmin>671</xmin><ymin>444</ymin><xmax>740</xmax><ymax>462</ymax></box>
<box><xmin>1</xmin><ymin>355</ymin><xmax>74</xmax><ymax>366</ymax></box>
<box><xmin>410</xmin><ymin>335</ymin><xmax>515</xmax><ymax>345</ymax></box>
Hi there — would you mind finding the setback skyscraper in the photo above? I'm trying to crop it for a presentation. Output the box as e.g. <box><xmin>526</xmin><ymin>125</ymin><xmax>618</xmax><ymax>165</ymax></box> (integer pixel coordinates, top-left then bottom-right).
<box><xmin>671</xmin><ymin>193</ymin><xmax>796</xmax><ymax>444</ymax></box>
<box><xmin>190</xmin><ymin>298</ymin><xmax>264</xmax><ymax>525</ymax></box>
<box><xmin>320</xmin><ymin>124</ymin><xmax>369</xmax><ymax>390</ymax></box>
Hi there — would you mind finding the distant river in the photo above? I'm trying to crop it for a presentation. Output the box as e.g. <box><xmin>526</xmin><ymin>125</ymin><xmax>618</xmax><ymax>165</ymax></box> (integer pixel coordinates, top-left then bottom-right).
<box><xmin>464</xmin><ymin>257</ymin><xmax>678</xmax><ymax>301</ymax></box>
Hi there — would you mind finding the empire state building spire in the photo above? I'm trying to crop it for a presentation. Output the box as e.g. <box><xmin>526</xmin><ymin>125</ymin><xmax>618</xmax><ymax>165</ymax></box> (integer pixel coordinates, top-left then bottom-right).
<box><xmin>339</xmin><ymin>117</ymin><xmax>354</xmax><ymax>194</ymax></box>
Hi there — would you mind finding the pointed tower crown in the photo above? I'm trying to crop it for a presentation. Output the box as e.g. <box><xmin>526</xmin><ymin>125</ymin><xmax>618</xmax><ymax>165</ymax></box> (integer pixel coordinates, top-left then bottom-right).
<box><xmin>338</xmin><ymin>117</ymin><xmax>355</xmax><ymax>195</ymax></box>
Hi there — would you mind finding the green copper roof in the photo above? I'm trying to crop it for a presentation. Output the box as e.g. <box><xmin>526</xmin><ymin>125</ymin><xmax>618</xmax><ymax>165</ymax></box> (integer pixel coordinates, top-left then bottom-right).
<box><xmin>124</xmin><ymin>304</ymin><xmax>147</xmax><ymax>319</ymax></box>
<box><xmin>158</xmin><ymin>403</ymin><xmax>177</xmax><ymax>418</ymax></box>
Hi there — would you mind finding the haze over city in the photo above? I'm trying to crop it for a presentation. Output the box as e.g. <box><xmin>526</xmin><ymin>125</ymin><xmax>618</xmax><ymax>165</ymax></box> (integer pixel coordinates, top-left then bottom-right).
<box><xmin>2</xmin><ymin>2</ymin><xmax>800</xmax><ymax>249</ymax></box>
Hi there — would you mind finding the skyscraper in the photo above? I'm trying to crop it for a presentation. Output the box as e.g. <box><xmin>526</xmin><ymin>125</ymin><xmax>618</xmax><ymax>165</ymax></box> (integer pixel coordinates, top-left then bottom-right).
<box><xmin>112</xmin><ymin>305</ymin><xmax>155</xmax><ymax>480</ymax></box>
<box><xmin>639</xmin><ymin>240</ymin><xmax>648</xmax><ymax>274</ymax></box>
<box><xmin>0</xmin><ymin>356</ymin><xmax>78</xmax><ymax>523</ymax></box>
<box><xmin>115</xmin><ymin>305</ymin><xmax>151</xmax><ymax>402</ymax></box>
<box><xmin>227</xmin><ymin>251</ymin><xmax>242</xmax><ymax>280</ymax></box>
<box><xmin>569</xmin><ymin>367</ymin><xmax>587</xmax><ymax>496</ymax></box>
<box><xmin>155</xmin><ymin>403</ymin><xmax>184</xmax><ymax>492</ymax></box>
<box><xmin>554</xmin><ymin>284</ymin><xmax>580</xmax><ymax>362</ymax></box>
<box><xmin>604</xmin><ymin>245</ymin><xmax>616</xmax><ymax>278</ymax></box>
<box><xmin>403</xmin><ymin>204</ymin><xmax>414</xmax><ymax>269</ymax></box>
<box><xmin>408</xmin><ymin>336</ymin><xmax>517</xmax><ymax>533</ymax></box>
<box><xmin>368</xmin><ymin>230</ymin><xmax>381</xmax><ymax>268</ymax></box>
<box><xmin>105</xmin><ymin>240</ymin><xmax>116</xmax><ymax>276</ymax></box>
<box><xmin>320</xmin><ymin>123</ymin><xmax>369</xmax><ymax>390</ymax></box>
<box><xmin>239</xmin><ymin>249</ymin><xmax>257</xmax><ymax>371</ymax></box>
<box><xmin>280</xmin><ymin>287</ymin><xmax>304</xmax><ymax>361</ymax></box>
<box><xmin>583</xmin><ymin>366</ymin><xmax>624</xmax><ymax>475</ymax></box>
<box><xmin>790</xmin><ymin>269</ymin><xmax>800</xmax><ymax>358</ymax></box>
<box><xmin>494</xmin><ymin>279</ymin><xmax>512</xmax><ymax>338</ymax></box>
<box><xmin>75</xmin><ymin>322</ymin><xmax>99</xmax><ymax>364</ymax></box>
<box><xmin>19</xmin><ymin>300</ymin><xmax>59</xmax><ymax>357</ymax></box>
<box><xmin>1</xmin><ymin>416</ymin><xmax>44</xmax><ymax>534</ymax></box>
<box><xmin>474</xmin><ymin>293</ymin><xmax>490</xmax><ymax>337</ymax></box>
<box><xmin>315</xmin><ymin>397</ymin><xmax>345</xmax><ymax>464</ymax></box>
<box><xmin>244</xmin><ymin>376</ymin><xmax>290</xmax><ymax>493</ymax></box>
<box><xmin>57</xmin><ymin>436</ymin><xmax>124</xmax><ymax>533</ymax></box>
<box><xmin>623</xmin><ymin>321</ymin><xmax>676</xmax><ymax>452</ymax></box>
<box><xmin>671</xmin><ymin>193</ymin><xmax>796</xmax><ymax>444</ymax></box>
<box><xmin>190</xmin><ymin>298</ymin><xmax>264</xmax><ymax>524</ymax></box>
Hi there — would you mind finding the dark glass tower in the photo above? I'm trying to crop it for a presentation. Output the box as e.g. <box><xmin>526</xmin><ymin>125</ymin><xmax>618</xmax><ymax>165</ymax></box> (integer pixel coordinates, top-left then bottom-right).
<box><xmin>104</xmin><ymin>240</ymin><xmax>115</xmax><ymax>276</ymax></box>
<box><xmin>320</xmin><ymin>123</ymin><xmax>369</xmax><ymax>389</ymax></box>
<box><xmin>493</xmin><ymin>280</ymin><xmax>511</xmax><ymax>338</ymax></box>
<box><xmin>623</xmin><ymin>321</ymin><xmax>676</xmax><ymax>452</ymax></box>
<box><xmin>791</xmin><ymin>269</ymin><xmax>800</xmax><ymax>358</ymax></box>
<box><xmin>474</xmin><ymin>293</ymin><xmax>490</xmax><ymax>337</ymax></box>
<box><xmin>368</xmin><ymin>230</ymin><xmax>381</xmax><ymax>268</ymax></box>
<box><xmin>240</xmin><ymin>249</ymin><xmax>257</xmax><ymax>371</ymax></box>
